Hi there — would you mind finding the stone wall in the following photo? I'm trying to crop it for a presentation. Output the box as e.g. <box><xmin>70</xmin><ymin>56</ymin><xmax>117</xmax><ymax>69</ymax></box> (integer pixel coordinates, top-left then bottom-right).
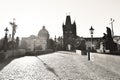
<box><xmin>90</xmin><ymin>53</ymin><xmax>120</xmax><ymax>75</ymax></box>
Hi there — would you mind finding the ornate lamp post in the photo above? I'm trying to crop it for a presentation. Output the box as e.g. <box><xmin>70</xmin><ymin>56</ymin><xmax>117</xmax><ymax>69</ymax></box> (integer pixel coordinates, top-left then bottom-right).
<box><xmin>4</xmin><ymin>27</ymin><xmax>9</xmax><ymax>36</ymax></box>
<box><xmin>3</xmin><ymin>27</ymin><xmax>9</xmax><ymax>52</ymax></box>
<box><xmin>89</xmin><ymin>26</ymin><xmax>94</xmax><ymax>51</ymax></box>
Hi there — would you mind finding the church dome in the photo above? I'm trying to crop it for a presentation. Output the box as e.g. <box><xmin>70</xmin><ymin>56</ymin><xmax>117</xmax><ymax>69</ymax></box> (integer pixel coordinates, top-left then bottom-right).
<box><xmin>38</xmin><ymin>26</ymin><xmax>49</xmax><ymax>38</ymax></box>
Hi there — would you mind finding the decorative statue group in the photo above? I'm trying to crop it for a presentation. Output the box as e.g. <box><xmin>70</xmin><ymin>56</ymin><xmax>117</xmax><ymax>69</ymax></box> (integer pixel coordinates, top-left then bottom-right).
<box><xmin>102</xmin><ymin>27</ymin><xmax>118</xmax><ymax>52</ymax></box>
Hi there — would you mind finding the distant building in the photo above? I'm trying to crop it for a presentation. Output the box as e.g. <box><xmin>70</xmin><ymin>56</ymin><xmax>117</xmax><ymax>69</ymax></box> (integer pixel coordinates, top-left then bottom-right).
<box><xmin>62</xmin><ymin>15</ymin><xmax>77</xmax><ymax>50</ymax></box>
<box><xmin>21</xmin><ymin>26</ymin><xmax>49</xmax><ymax>51</ymax></box>
<box><xmin>84</xmin><ymin>37</ymin><xmax>102</xmax><ymax>50</ymax></box>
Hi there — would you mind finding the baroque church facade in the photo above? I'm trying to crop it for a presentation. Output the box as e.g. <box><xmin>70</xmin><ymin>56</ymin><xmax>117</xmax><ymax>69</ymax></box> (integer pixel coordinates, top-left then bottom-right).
<box><xmin>62</xmin><ymin>15</ymin><xmax>77</xmax><ymax>50</ymax></box>
<box><xmin>21</xmin><ymin>26</ymin><xmax>49</xmax><ymax>51</ymax></box>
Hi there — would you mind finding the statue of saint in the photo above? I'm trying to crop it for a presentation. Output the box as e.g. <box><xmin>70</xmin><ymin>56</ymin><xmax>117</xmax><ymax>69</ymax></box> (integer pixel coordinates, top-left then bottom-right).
<box><xmin>102</xmin><ymin>27</ymin><xmax>118</xmax><ymax>52</ymax></box>
<box><xmin>106</xmin><ymin>27</ymin><xmax>112</xmax><ymax>37</ymax></box>
<box><xmin>103</xmin><ymin>33</ymin><xmax>107</xmax><ymax>40</ymax></box>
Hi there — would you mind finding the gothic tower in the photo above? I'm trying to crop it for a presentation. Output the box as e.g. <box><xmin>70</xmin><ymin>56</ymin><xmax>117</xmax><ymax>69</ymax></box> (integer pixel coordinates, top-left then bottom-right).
<box><xmin>62</xmin><ymin>15</ymin><xmax>77</xmax><ymax>50</ymax></box>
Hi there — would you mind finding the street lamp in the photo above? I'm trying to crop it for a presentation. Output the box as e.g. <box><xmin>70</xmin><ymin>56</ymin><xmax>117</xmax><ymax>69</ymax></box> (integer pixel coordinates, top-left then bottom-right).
<box><xmin>4</xmin><ymin>27</ymin><xmax>9</xmax><ymax>35</ymax></box>
<box><xmin>3</xmin><ymin>27</ymin><xmax>9</xmax><ymax>52</ymax></box>
<box><xmin>89</xmin><ymin>26</ymin><xmax>94</xmax><ymax>51</ymax></box>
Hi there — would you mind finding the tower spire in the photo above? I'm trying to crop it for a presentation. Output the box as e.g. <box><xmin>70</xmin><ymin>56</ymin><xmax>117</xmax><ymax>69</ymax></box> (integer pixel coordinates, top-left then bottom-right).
<box><xmin>65</xmin><ymin>15</ymin><xmax>71</xmax><ymax>25</ymax></box>
<box><xmin>73</xmin><ymin>20</ymin><xmax>76</xmax><ymax>25</ymax></box>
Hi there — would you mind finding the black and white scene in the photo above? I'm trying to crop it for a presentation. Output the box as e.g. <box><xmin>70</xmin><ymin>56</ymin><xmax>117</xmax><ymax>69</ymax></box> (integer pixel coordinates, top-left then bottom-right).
<box><xmin>0</xmin><ymin>0</ymin><xmax>120</xmax><ymax>80</ymax></box>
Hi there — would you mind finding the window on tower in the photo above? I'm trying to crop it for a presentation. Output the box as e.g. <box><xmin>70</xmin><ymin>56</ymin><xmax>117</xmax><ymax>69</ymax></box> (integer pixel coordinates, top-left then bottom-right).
<box><xmin>69</xmin><ymin>31</ymin><xmax>72</xmax><ymax>33</ymax></box>
<box><xmin>65</xmin><ymin>31</ymin><xmax>68</xmax><ymax>33</ymax></box>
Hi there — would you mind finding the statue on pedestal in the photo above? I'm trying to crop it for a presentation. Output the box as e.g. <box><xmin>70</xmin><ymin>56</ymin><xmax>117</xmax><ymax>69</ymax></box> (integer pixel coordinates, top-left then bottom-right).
<box><xmin>102</xmin><ymin>27</ymin><xmax>118</xmax><ymax>53</ymax></box>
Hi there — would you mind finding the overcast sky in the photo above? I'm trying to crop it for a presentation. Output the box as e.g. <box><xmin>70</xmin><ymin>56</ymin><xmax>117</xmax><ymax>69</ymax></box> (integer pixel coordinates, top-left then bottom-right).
<box><xmin>0</xmin><ymin>0</ymin><xmax>120</xmax><ymax>39</ymax></box>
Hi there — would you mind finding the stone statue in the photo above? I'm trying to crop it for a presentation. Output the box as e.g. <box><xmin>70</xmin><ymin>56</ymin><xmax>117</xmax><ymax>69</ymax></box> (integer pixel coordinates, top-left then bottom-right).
<box><xmin>102</xmin><ymin>27</ymin><xmax>118</xmax><ymax>53</ymax></box>
<box><xmin>106</xmin><ymin>27</ymin><xmax>112</xmax><ymax>36</ymax></box>
<box><xmin>106</xmin><ymin>27</ymin><xmax>113</xmax><ymax>41</ymax></box>
<box><xmin>103</xmin><ymin>33</ymin><xmax>107</xmax><ymax>40</ymax></box>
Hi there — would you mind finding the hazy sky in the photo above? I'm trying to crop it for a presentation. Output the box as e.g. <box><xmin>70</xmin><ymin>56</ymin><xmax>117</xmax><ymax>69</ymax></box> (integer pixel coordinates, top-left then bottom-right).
<box><xmin>0</xmin><ymin>0</ymin><xmax>120</xmax><ymax>39</ymax></box>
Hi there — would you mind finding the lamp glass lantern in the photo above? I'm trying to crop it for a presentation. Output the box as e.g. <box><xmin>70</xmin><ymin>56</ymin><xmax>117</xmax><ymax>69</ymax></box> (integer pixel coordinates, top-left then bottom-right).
<box><xmin>4</xmin><ymin>27</ymin><xmax>9</xmax><ymax>34</ymax></box>
<box><xmin>89</xmin><ymin>26</ymin><xmax>94</xmax><ymax>51</ymax></box>
<box><xmin>89</xmin><ymin>26</ymin><xmax>94</xmax><ymax>35</ymax></box>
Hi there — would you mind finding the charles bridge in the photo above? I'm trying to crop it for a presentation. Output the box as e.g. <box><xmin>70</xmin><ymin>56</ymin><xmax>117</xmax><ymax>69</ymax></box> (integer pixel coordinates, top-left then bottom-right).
<box><xmin>0</xmin><ymin>51</ymin><xmax>120</xmax><ymax>80</ymax></box>
<box><xmin>0</xmin><ymin>16</ymin><xmax>120</xmax><ymax>80</ymax></box>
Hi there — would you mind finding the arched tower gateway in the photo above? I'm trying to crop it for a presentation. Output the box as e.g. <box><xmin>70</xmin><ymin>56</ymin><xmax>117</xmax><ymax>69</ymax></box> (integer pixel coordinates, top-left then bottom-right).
<box><xmin>62</xmin><ymin>15</ymin><xmax>77</xmax><ymax>50</ymax></box>
<box><xmin>36</xmin><ymin>26</ymin><xmax>49</xmax><ymax>50</ymax></box>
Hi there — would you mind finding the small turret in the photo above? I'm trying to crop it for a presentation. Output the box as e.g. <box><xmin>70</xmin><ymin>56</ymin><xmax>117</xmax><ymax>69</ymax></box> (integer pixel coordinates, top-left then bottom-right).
<box><xmin>73</xmin><ymin>21</ymin><xmax>76</xmax><ymax>26</ymax></box>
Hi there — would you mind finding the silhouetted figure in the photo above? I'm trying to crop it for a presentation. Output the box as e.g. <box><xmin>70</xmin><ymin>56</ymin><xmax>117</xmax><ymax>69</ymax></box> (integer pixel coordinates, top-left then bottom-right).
<box><xmin>102</xmin><ymin>27</ymin><xmax>118</xmax><ymax>53</ymax></box>
<box><xmin>87</xmin><ymin>47</ymin><xmax>91</xmax><ymax>60</ymax></box>
<box><xmin>102</xmin><ymin>33</ymin><xmax>107</xmax><ymax>52</ymax></box>
<box><xmin>106</xmin><ymin>27</ymin><xmax>112</xmax><ymax>36</ymax></box>
<box><xmin>106</xmin><ymin>27</ymin><xmax>113</xmax><ymax>41</ymax></box>
<box><xmin>103</xmin><ymin>33</ymin><xmax>107</xmax><ymax>39</ymax></box>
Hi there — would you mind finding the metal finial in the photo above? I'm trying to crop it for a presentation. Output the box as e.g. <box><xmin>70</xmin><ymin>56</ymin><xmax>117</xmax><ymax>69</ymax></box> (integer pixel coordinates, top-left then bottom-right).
<box><xmin>4</xmin><ymin>27</ymin><xmax>9</xmax><ymax>32</ymax></box>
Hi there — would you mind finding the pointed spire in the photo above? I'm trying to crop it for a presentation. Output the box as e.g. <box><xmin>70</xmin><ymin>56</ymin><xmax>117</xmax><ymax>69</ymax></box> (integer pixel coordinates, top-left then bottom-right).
<box><xmin>73</xmin><ymin>21</ymin><xmax>76</xmax><ymax>26</ymax></box>
<box><xmin>65</xmin><ymin>15</ymin><xmax>71</xmax><ymax>25</ymax></box>
<box><xmin>62</xmin><ymin>22</ymin><xmax>64</xmax><ymax>26</ymax></box>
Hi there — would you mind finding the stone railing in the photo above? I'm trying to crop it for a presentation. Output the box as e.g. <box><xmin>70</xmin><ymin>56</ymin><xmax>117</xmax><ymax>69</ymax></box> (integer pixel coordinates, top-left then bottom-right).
<box><xmin>90</xmin><ymin>53</ymin><xmax>120</xmax><ymax>75</ymax></box>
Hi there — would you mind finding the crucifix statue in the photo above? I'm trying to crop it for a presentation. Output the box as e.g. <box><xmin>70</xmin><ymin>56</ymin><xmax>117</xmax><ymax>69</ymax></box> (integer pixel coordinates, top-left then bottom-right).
<box><xmin>9</xmin><ymin>18</ymin><xmax>17</xmax><ymax>41</ymax></box>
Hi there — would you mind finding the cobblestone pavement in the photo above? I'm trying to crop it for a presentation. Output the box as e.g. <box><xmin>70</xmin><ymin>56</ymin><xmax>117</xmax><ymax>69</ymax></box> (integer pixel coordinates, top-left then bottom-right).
<box><xmin>0</xmin><ymin>51</ymin><xmax>120</xmax><ymax>80</ymax></box>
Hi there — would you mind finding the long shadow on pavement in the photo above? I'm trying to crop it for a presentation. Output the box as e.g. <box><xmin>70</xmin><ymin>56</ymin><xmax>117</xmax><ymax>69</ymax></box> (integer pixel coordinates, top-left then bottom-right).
<box><xmin>25</xmin><ymin>50</ymin><xmax>55</xmax><ymax>56</ymax></box>
<box><xmin>35</xmin><ymin>56</ymin><xmax>61</xmax><ymax>80</ymax></box>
